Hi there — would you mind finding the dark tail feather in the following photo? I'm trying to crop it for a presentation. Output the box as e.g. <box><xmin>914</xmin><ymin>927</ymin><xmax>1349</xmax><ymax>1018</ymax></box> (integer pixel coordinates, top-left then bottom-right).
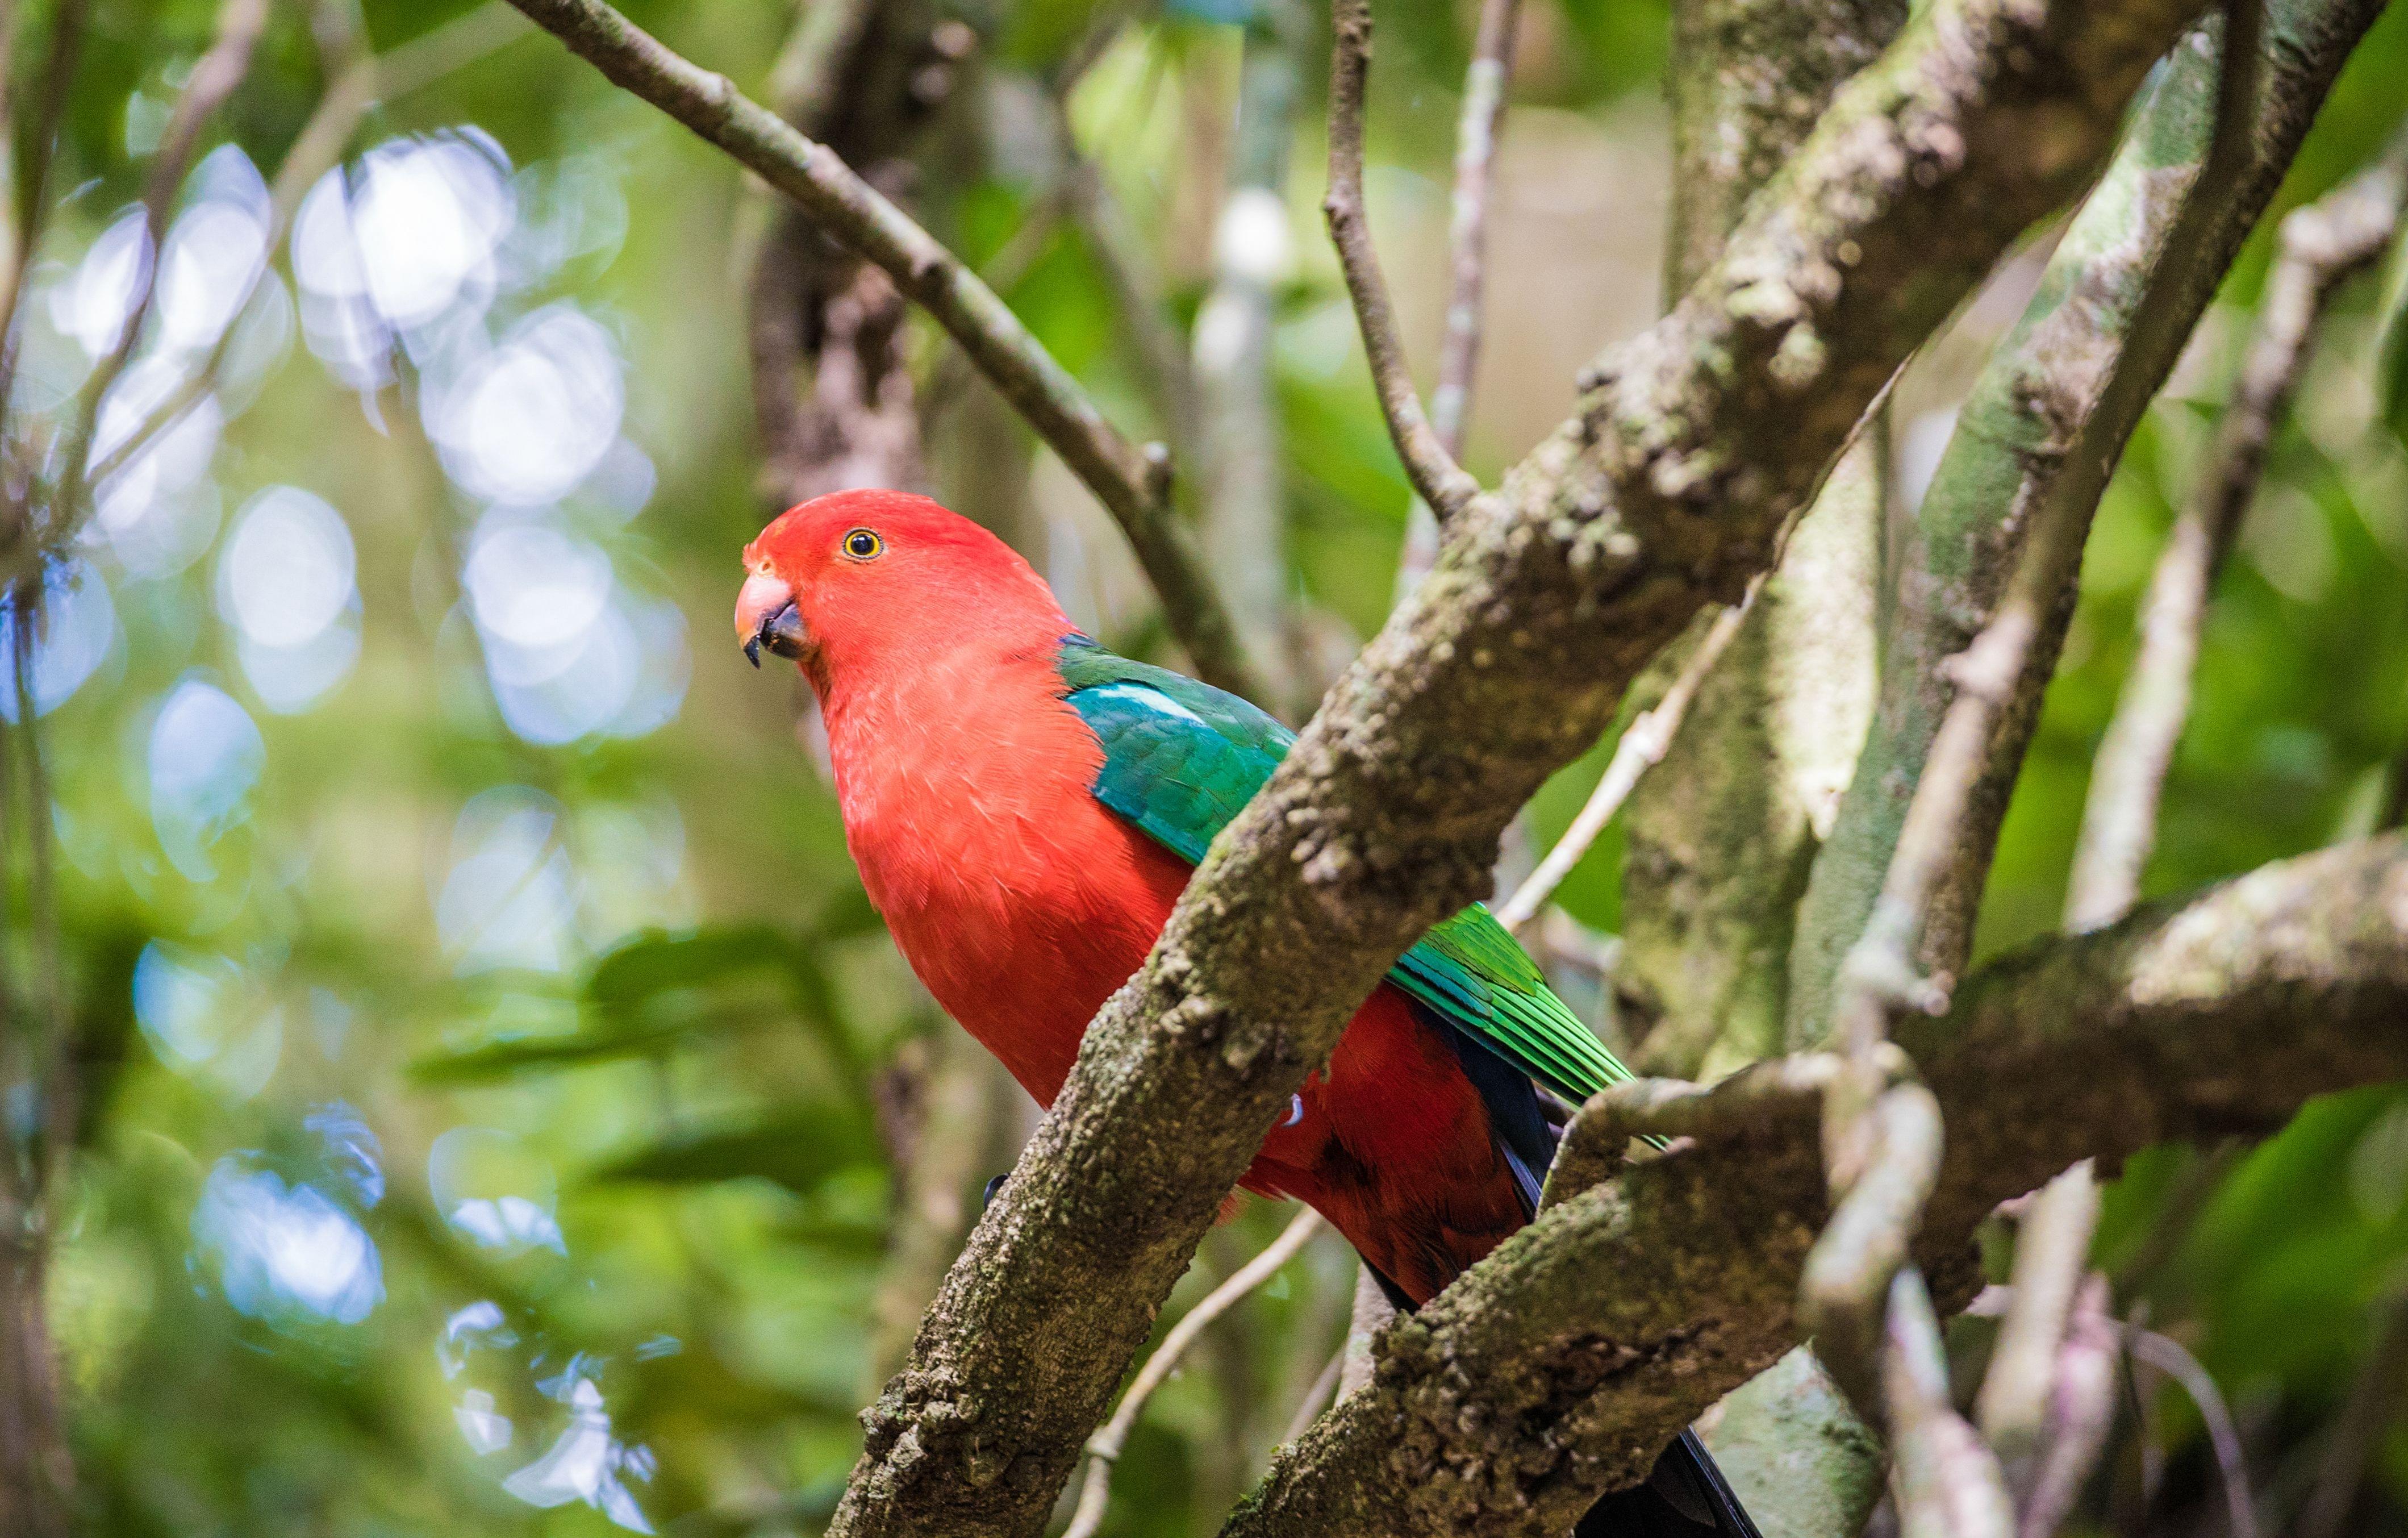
<box><xmin>1575</xmin><ymin>1428</ymin><xmax>1763</xmax><ymax>1538</ymax></box>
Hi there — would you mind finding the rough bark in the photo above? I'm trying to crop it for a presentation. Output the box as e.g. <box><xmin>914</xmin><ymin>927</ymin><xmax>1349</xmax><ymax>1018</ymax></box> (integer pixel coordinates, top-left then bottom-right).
<box><xmin>1784</xmin><ymin>0</ymin><xmax>2389</xmax><ymax>1043</ymax></box>
<box><xmin>1221</xmin><ymin>832</ymin><xmax>2408</xmax><ymax>1538</ymax></box>
<box><xmin>828</xmin><ymin>2</ymin><xmax>2209</xmax><ymax>1532</ymax></box>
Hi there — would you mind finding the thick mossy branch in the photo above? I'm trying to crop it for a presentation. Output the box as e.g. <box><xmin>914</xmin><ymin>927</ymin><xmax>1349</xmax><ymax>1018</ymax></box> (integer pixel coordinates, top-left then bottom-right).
<box><xmin>1222</xmin><ymin>834</ymin><xmax>2408</xmax><ymax>1538</ymax></box>
<box><xmin>828</xmin><ymin>2</ymin><xmax>2204</xmax><ymax>1533</ymax></box>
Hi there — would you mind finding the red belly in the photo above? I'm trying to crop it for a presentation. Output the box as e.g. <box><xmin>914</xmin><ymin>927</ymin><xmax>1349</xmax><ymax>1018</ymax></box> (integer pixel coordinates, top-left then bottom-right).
<box><xmin>865</xmin><ymin>797</ymin><xmax>1526</xmax><ymax>1305</ymax></box>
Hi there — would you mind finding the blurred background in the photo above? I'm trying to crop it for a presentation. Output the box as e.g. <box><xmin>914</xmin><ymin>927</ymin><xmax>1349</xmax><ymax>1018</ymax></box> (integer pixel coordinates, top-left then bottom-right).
<box><xmin>3</xmin><ymin>0</ymin><xmax>2407</xmax><ymax>1533</ymax></box>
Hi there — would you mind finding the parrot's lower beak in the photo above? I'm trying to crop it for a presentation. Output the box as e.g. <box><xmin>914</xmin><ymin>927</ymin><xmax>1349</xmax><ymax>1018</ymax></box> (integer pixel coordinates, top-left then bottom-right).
<box><xmin>736</xmin><ymin>573</ymin><xmax>809</xmax><ymax>669</ymax></box>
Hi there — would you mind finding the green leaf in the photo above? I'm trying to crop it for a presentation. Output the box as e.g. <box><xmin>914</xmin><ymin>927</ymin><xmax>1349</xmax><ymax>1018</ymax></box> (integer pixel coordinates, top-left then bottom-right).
<box><xmin>586</xmin><ymin>1106</ymin><xmax>882</xmax><ymax>1195</ymax></box>
<box><xmin>586</xmin><ymin>924</ymin><xmax>805</xmax><ymax>1012</ymax></box>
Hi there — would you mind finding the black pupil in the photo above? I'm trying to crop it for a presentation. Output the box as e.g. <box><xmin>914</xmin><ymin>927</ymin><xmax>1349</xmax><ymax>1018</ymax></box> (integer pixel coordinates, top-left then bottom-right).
<box><xmin>848</xmin><ymin>532</ymin><xmax>876</xmax><ymax>556</ymax></box>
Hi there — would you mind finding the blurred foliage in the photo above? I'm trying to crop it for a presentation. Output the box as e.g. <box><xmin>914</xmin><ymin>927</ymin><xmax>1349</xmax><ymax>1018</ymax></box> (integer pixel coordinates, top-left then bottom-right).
<box><xmin>9</xmin><ymin>0</ymin><xmax>2408</xmax><ymax>1534</ymax></box>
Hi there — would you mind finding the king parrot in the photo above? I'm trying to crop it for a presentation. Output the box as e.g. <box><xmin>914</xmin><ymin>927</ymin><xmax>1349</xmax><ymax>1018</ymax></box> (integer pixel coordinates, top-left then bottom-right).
<box><xmin>736</xmin><ymin>489</ymin><xmax>1762</xmax><ymax>1538</ymax></box>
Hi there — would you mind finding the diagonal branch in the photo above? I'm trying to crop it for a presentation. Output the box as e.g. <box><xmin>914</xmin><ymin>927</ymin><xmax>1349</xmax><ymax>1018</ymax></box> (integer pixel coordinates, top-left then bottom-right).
<box><xmin>1322</xmin><ymin>0</ymin><xmax>1484</xmax><ymax>525</ymax></box>
<box><xmin>1785</xmin><ymin>0</ymin><xmax>2381</xmax><ymax>1041</ymax></box>
<box><xmin>825</xmin><ymin>0</ymin><xmax>2211</xmax><ymax>1532</ymax></box>
<box><xmin>2064</xmin><ymin>135</ymin><xmax>2408</xmax><ymax>930</ymax></box>
<box><xmin>1224</xmin><ymin>831</ymin><xmax>2408</xmax><ymax>1538</ymax></box>
<box><xmin>502</xmin><ymin>0</ymin><xmax>1267</xmax><ymax>701</ymax></box>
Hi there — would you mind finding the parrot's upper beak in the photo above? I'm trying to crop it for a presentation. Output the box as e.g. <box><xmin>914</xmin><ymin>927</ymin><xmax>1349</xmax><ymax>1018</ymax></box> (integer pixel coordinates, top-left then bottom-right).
<box><xmin>736</xmin><ymin>572</ymin><xmax>809</xmax><ymax>669</ymax></box>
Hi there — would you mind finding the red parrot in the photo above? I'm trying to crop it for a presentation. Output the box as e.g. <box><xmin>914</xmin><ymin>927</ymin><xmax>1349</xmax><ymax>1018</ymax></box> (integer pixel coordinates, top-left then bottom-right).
<box><xmin>737</xmin><ymin>489</ymin><xmax>1759</xmax><ymax>1538</ymax></box>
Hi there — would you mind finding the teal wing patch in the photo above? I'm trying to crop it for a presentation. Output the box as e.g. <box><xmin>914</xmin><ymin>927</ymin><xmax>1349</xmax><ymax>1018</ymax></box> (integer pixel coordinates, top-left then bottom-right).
<box><xmin>1056</xmin><ymin>637</ymin><xmax>1632</xmax><ymax>1103</ymax></box>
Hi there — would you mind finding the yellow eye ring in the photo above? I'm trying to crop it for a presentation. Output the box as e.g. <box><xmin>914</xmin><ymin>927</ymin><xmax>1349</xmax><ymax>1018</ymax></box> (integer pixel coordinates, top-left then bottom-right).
<box><xmin>841</xmin><ymin>528</ymin><xmax>883</xmax><ymax>560</ymax></box>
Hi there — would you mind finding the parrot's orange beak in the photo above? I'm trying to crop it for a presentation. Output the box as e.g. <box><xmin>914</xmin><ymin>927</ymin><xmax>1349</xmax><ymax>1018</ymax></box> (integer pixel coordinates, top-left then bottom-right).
<box><xmin>736</xmin><ymin>572</ymin><xmax>808</xmax><ymax>668</ymax></box>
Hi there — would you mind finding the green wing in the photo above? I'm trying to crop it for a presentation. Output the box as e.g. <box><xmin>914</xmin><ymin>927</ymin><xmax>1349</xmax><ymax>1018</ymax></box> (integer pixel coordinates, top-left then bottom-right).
<box><xmin>1056</xmin><ymin>637</ymin><xmax>1631</xmax><ymax>1102</ymax></box>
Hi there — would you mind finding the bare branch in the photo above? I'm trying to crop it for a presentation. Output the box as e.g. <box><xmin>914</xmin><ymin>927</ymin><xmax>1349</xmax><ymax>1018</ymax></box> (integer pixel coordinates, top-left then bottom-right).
<box><xmin>1494</xmin><ymin>585</ymin><xmax>1753</xmax><ymax>932</ymax></box>
<box><xmin>1335</xmin><ymin>1264</ymin><xmax>1392</xmax><ymax>1403</ymax></box>
<box><xmin>0</xmin><ymin>0</ymin><xmax>90</xmax><ymax>423</ymax></box>
<box><xmin>1063</xmin><ymin>1210</ymin><xmax>1322</xmax><ymax>1538</ymax></box>
<box><xmin>1800</xmin><ymin>1081</ymin><xmax>1946</xmax><ymax>1417</ymax></box>
<box><xmin>827</xmin><ymin>0</ymin><xmax>2213</xmax><ymax>1529</ymax></box>
<box><xmin>2064</xmin><ymin>137</ymin><xmax>2408</xmax><ymax>930</ymax></box>
<box><xmin>1321</xmin><ymin>0</ymin><xmax>1484</xmax><ymax>525</ymax></box>
<box><xmin>1431</xmin><ymin>0</ymin><xmax>1520</xmax><ymax>460</ymax></box>
<box><xmin>1278</xmin><ymin>1347</ymin><xmax>1346</xmax><ymax>1445</ymax></box>
<box><xmin>1197</xmin><ymin>0</ymin><xmax>1311</xmax><ymax>713</ymax></box>
<box><xmin>1797</xmin><ymin>5</ymin><xmax>2274</xmax><ymax>1428</ymax></box>
<box><xmin>504</xmin><ymin>0</ymin><xmax>1264</xmax><ymax>699</ymax></box>
<box><xmin>1787</xmin><ymin>0</ymin><xmax>2378</xmax><ymax>1041</ymax></box>
<box><xmin>36</xmin><ymin>0</ymin><xmax>268</xmax><ymax>580</ymax></box>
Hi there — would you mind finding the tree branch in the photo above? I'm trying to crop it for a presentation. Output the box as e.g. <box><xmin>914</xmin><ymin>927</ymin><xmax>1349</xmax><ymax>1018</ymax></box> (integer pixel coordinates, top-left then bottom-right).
<box><xmin>2064</xmin><ymin>136</ymin><xmax>2408</xmax><ymax>930</ymax></box>
<box><xmin>1785</xmin><ymin>0</ymin><xmax>2382</xmax><ymax>1042</ymax></box>
<box><xmin>1224</xmin><ymin>831</ymin><xmax>2408</xmax><ymax>1538</ymax></box>
<box><xmin>828</xmin><ymin>0</ymin><xmax>2210</xmax><ymax>1531</ymax></box>
<box><xmin>501</xmin><ymin>0</ymin><xmax>1267</xmax><ymax>700</ymax></box>
<box><xmin>1321</xmin><ymin>0</ymin><xmax>1484</xmax><ymax>525</ymax></box>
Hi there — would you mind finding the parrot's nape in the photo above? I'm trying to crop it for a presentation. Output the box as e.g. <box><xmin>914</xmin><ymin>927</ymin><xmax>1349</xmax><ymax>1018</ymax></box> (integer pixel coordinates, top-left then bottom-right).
<box><xmin>737</xmin><ymin>487</ymin><xmax>1763</xmax><ymax>1538</ymax></box>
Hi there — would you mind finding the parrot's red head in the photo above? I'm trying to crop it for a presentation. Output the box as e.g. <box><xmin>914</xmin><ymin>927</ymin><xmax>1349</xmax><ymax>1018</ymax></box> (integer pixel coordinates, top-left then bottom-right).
<box><xmin>734</xmin><ymin>489</ymin><xmax>1067</xmax><ymax>685</ymax></box>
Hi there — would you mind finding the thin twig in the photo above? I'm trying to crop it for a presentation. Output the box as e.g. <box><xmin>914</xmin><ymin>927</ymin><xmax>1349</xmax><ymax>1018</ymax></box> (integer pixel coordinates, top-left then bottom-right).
<box><xmin>1321</xmin><ymin>0</ymin><xmax>1482</xmax><ymax>524</ymax></box>
<box><xmin>2065</xmin><ymin>138</ymin><xmax>2408</xmax><ymax>931</ymax></box>
<box><xmin>1494</xmin><ymin>586</ymin><xmax>1754</xmax><ymax>932</ymax></box>
<box><xmin>1801</xmin><ymin>1079</ymin><xmax>1948</xmax><ymax>1418</ymax></box>
<box><xmin>10</xmin><ymin>609</ymin><xmax>67</xmax><ymax>1201</ymax></box>
<box><xmin>1334</xmin><ymin>1260</ymin><xmax>1392</xmax><ymax>1402</ymax></box>
<box><xmin>1279</xmin><ymin>1345</ymin><xmax>1346</xmax><ymax>1445</ymax></box>
<box><xmin>502</xmin><ymin>0</ymin><xmax>1265</xmax><ymax>701</ymax></box>
<box><xmin>1196</xmin><ymin>0</ymin><xmax>1309</xmax><ymax>713</ymax></box>
<box><xmin>1061</xmin><ymin>1208</ymin><xmax>1321</xmax><ymax>1538</ymax></box>
<box><xmin>2130</xmin><ymin>1329</ymin><xmax>2258</xmax><ymax>1538</ymax></box>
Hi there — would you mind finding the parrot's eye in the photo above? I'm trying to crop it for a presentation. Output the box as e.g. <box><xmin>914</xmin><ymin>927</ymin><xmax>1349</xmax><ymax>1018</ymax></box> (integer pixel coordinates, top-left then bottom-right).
<box><xmin>841</xmin><ymin>528</ymin><xmax>884</xmax><ymax>561</ymax></box>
